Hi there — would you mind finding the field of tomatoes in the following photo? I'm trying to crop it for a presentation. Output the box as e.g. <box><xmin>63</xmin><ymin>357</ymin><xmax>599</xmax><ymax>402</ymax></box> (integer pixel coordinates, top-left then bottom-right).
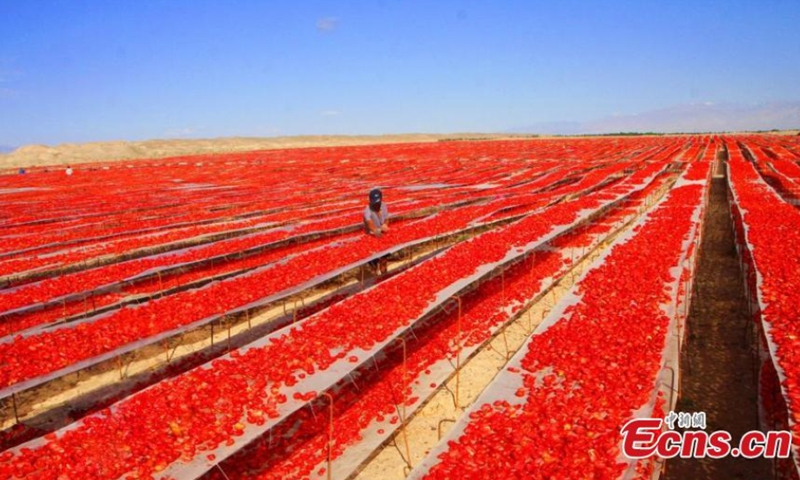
<box><xmin>1</xmin><ymin>134</ymin><xmax>799</xmax><ymax>479</ymax></box>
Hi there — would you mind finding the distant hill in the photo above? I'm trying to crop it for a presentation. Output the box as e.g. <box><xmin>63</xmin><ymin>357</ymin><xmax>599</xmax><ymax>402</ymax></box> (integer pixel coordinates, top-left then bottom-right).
<box><xmin>0</xmin><ymin>145</ymin><xmax>15</xmax><ymax>154</ymax></box>
<box><xmin>0</xmin><ymin>133</ymin><xmax>531</xmax><ymax>169</ymax></box>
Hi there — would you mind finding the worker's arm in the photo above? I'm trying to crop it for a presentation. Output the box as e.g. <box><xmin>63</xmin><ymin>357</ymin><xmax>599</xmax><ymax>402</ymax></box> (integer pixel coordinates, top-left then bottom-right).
<box><xmin>366</xmin><ymin>217</ymin><xmax>382</xmax><ymax>237</ymax></box>
<box><xmin>380</xmin><ymin>204</ymin><xmax>390</xmax><ymax>232</ymax></box>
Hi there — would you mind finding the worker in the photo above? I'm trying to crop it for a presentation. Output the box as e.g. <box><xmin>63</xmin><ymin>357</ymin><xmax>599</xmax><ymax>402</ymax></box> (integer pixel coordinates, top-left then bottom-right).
<box><xmin>364</xmin><ymin>188</ymin><xmax>390</xmax><ymax>274</ymax></box>
<box><xmin>65</xmin><ymin>165</ymin><xmax>73</xmax><ymax>176</ymax></box>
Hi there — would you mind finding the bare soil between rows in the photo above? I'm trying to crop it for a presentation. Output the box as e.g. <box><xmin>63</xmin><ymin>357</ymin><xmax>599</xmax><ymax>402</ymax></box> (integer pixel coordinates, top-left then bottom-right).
<box><xmin>666</xmin><ymin>177</ymin><xmax>771</xmax><ymax>479</ymax></box>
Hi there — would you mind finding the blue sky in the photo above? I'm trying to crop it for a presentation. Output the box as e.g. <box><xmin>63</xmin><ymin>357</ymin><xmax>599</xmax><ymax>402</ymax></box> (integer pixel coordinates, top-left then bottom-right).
<box><xmin>0</xmin><ymin>0</ymin><xmax>799</xmax><ymax>146</ymax></box>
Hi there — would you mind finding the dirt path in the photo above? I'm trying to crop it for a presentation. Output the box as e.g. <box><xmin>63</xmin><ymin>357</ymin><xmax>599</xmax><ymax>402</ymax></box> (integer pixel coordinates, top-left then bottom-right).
<box><xmin>666</xmin><ymin>176</ymin><xmax>771</xmax><ymax>479</ymax></box>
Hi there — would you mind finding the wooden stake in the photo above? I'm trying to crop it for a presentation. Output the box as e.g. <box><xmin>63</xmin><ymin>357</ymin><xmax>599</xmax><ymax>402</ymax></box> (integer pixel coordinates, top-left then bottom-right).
<box><xmin>11</xmin><ymin>393</ymin><xmax>20</xmax><ymax>424</ymax></box>
<box><xmin>226</xmin><ymin>317</ymin><xmax>232</xmax><ymax>350</ymax></box>
<box><xmin>455</xmin><ymin>296</ymin><xmax>462</xmax><ymax>409</ymax></box>
<box><xmin>321</xmin><ymin>392</ymin><xmax>335</xmax><ymax>480</ymax></box>
<box><xmin>396</xmin><ymin>337</ymin><xmax>412</xmax><ymax>465</ymax></box>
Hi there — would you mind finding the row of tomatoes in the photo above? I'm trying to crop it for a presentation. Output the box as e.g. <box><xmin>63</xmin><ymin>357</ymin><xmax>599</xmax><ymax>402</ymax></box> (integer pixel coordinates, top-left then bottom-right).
<box><xmin>422</xmin><ymin>168</ymin><xmax>709</xmax><ymax>480</ymax></box>
<box><xmin>0</xmin><ymin>203</ymin><xmax>361</xmax><ymax>279</ymax></box>
<box><xmin>727</xmin><ymin>144</ymin><xmax>800</xmax><ymax>475</ymax></box>
<box><xmin>745</xmin><ymin>140</ymin><xmax>800</xmax><ymax>202</ymax></box>
<box><xmin>0</xmin><ymin>188</ymin><xmax>310</xmax><ymax>258</ymax></box>
<box><xmin>0</xmin><ymin>233</ymin><xmax>346</xmax><ymax>338</ymax></box>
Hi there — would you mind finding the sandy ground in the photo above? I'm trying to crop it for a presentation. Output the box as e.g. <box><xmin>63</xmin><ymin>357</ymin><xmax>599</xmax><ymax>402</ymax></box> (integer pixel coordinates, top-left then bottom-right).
<box><xmin>665</xmin><ymin>177</ymin><xmax>770</xmax><ymax>478</ymax></box>
<box><xmin>0</xmin><ymin>134</ymin><xmax>537</xmax><ymax>169</ymax></box>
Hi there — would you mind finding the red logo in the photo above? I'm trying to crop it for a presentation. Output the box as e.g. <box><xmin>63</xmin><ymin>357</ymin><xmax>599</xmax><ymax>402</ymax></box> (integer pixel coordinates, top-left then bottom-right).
<box><xmin>621</xmin><ymin>413</ymin><xmax>792</xmax><ymax>459</ymax></box>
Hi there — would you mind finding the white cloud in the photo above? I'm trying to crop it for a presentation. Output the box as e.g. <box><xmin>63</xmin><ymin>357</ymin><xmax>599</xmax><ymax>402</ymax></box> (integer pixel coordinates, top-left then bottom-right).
<box><xmin>316</xmin><ymin>17</ymin><xmax>339</xmax><ymax>33</ymax></box>
<box><xmin>320</xmin><ymin>110</ymin><xmax>341</xmax><ymax>117</ymax></box>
